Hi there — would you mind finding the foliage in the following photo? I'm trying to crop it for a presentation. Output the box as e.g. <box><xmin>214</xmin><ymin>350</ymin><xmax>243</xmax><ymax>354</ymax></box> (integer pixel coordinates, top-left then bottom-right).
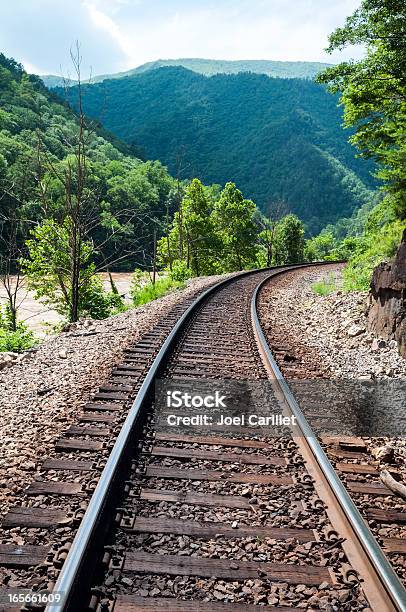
<box><xmin>0</xmin><ymin>306</ymin><xmax>35</xmax><ymax>352</ymax></box>
<box><xmin>22</xmin><ymin>219</ymin><xmax>125</xmax><ymax>320</ymax></box>
<box><xmin>0</xmin><ymin>52</ymin><xmax>177</xmax><ymax>277</ymax></box>
<box><xmin>273</xmin><ymin>214</ymin><xmax>305</xmax><ymax>264</ymax></box>
<box><xmin>80</xmin><ymin>275</ymin><xmax>127</xmax><ymax>319</ymax></box>
<box><xmin>305</xmin><ymin>231</ymin><xmax>336</xmax><ymax>261</ymax></box>
<box><xmin>130</xmin><ymin>271</ymin><xmax>184</xmax><ymax>306</ymax></box>
<box><xmin>180</xmin><ymin>179</ymin><xmax>217</xmax><ymax>276</ymax></box>
<box><xmin>169</xmin><ymin>260</ymin><xmax>192</xmax><ymax>282</ymax></box>
<box><xmin>317</xmin><ymin>0</ymin><xmax>406</xmax><ymax>219</ymax></box>
<box><xmin>159</xmin><ymin>181</ymin><xmax>261</xmax><ymax>274</ymax></box>
<box><xmin>212</xmin><ymin>183</ymin><xmax>258</xmax><ymax>271</ymax></box>
<box><xmin>342</xmin><ymin>218</ymin><xmax>405</xmax><ymax>290</ymax></box>
<box><xmin>60</xmin><ymin>66</ymin><xmax>376</xmax><ymax>234</ymax></box>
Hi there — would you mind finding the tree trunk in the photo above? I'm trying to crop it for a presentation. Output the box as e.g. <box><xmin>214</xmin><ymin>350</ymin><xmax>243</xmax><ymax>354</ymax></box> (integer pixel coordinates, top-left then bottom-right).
<box><xmin>152</xmin><ymin>228</ymin><xmax>157</xmax><ymax>286</ymax></box>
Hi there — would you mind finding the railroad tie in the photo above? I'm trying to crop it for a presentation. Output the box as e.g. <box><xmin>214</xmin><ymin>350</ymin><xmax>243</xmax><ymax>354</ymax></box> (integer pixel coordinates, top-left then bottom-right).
<box><xmin>122</xmin><ymin>552</ymin><xmax>335</xmax><ymax>586</ymax></box>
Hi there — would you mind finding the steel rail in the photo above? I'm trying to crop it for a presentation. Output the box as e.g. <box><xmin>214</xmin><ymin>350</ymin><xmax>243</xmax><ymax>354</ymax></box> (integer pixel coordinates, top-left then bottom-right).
<box><xmin>251</xmin><ymin>276</ymin><xmax>406</xmax><ymax>612</ymax></box>
<box><xmin>46</xmin><ymin>265</ymin><xmax>298</xmax><ymax>611</ymax></box>
<box><xmin>46</xmin><ymin>261</ymin><xmax>334</xmax><ymax>610</ymax></box>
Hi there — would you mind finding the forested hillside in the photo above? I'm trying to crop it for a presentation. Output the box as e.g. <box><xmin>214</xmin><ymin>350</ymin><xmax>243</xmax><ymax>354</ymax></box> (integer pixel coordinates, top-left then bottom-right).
<box><xmin>41</xmin><ymin>58</ymin><xmax>332</xmax><ymax>87</ymax></box>
<box><xmin>59</xmin><ymin>67</ymin><xmax>376</xmax><ymax>233</ymax></box>
<box><xmin>0</xmin><ymin>53</ymin><xmax>177</xmax><ymax>270</ymax></box>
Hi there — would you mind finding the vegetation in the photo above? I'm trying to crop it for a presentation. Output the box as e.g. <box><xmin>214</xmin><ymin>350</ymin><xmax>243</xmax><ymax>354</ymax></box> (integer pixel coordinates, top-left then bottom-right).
<box><xmin>158</xmin><ymin>178</ymin><xmax>306</xmax><ymax>274</ymax></box>
<box><xmin>273</xmin><ymin>214</ymin><xmax>305</xmax><ymax>264</ymax></box>
<box><xmin>59</xmin><ymin>66</ymin><xmax>376</xmax><ymax>234</ymax></box>
<box><xmin>0</xmin><ymin>51</ymin><xmax>179</xmax><ymax>327</ymax></box>
<box><xmin>130</xmin><ymin>272</ymin><xmax>184</xmax><ymax>306</ymax></box>
<box><xmin>0</xmin><ymin>306</ymin><xmax>35</xmax><ymax>352</ymax></box>
<box><xmin>317</xmin><ymin>0</ymin><xmax>406</xmax><ymax>220</ymax></box>
<box><xmin>308</xmin><ymin>0</ymin><xmax>406</xmax><ymax>289</ymax></box>
<box><xmin>312</xmin><ymin>273</ymin><xmax>338</xmax><ymax>296</ymax></box>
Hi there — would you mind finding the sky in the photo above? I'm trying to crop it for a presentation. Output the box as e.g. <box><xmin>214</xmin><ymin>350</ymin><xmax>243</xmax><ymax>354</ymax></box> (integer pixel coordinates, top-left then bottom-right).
<box><xmin>0</xmin><ymin>0</ymin><xmax>364</xmax><ymax>77</ymax></box>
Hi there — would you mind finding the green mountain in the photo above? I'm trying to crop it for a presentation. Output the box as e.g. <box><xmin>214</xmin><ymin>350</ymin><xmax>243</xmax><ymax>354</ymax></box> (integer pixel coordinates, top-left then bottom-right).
<box><xmin>59</xmin><ymin>66</ymin><xmax>376</xmax><ymax>233</ymax></box>
<box><xmin>0</xmin><ymin>53</ymin><xmax>176</xmax><ymax>267</ymax></box>
<box><xmin>40</xmin><ymin>58</ymin><xmax>333</xmax><ymax>88</ymax></box>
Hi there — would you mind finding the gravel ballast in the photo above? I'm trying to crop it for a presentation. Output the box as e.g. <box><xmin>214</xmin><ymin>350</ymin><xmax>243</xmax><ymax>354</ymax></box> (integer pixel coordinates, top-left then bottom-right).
<box><xmin>259</xmin><ymin>265</ymin><xmax>406</xmax><ymax>380</ymax></box>
<box><xmin>0</xmin><ymin>275</ymin><xmax>233</xmax><ymax>520</ymax></box>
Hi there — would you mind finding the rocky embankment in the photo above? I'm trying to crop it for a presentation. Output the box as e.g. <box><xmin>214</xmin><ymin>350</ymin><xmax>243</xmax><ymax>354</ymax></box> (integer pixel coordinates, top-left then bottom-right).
<box><xmin>259</xmin><ymin>265</ymin><xmax>406</xmax><ymax>380</ymax></box>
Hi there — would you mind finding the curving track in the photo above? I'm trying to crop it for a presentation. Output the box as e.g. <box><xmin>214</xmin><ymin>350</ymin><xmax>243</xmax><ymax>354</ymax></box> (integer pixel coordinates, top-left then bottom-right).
<box><xmin>0</xmin><ymin>266</ymin><xmax>405</xmax><ymax>612</ymax></box>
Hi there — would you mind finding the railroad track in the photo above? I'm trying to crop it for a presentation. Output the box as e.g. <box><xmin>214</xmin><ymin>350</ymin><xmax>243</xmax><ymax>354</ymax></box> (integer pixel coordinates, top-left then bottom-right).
<box><xmin>0</xmin><ymin>266</ymin><xmax>405</xmax><ymax>612</ymax></box>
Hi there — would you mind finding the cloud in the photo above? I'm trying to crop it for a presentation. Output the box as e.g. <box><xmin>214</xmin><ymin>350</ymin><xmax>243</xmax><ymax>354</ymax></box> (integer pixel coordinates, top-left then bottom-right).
<box><xmin>0</xmin><ymin>0</ymin><xmax>364</xmax><ymax>76</ymax></box>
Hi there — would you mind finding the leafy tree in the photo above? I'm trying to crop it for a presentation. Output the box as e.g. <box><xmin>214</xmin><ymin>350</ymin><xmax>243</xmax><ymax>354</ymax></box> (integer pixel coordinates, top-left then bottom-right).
<box><xmin>181</xmin><ymin>179</ymin><xmax>217</xmax><ymax>275</ymax></box>
<box><xmin>305</xmin><ymin>231</ymin><xmax>336</xmax><ymax>261</ymax></box>
<box><xmin>22</xmin><ymin>218</ymin><xmax>125</xmax><ymax>320</ymax></box>
<box><xmin>317</xmin><ymin>0</ymin><xmax>406</xmax><ymax>218</ymax></box>
<box><xmin>212</xmin><ymin>182</ymin><xmax>258</xmax><ymax>271</ymax></box>
<box><xmin>273</xmin><ymin>214</ymin><xmax>305</xmax><ymax>264</ymax></box>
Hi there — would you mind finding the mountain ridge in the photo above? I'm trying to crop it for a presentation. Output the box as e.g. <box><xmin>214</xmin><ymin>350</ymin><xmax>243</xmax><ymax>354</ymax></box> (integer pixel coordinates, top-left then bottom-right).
<box><xmin>40</xmin><ymin>57</ymin><xmax>333</xmax><ymax>88</ymax></box>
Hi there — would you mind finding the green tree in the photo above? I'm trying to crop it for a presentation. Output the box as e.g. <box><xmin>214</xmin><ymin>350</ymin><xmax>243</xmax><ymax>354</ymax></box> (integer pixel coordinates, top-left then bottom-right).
<box><xmin>212</xmin><ymin>182</ymin><xmax>258</xmax><ymax>271</ymax></box>
<box><xmin>182</xmin><ymin>179</ymin><xmax>216</xmax><ymax>275</ymax></box>
<box><xmin>22</xmin><ymin>218</ymin><xmax>124</xmax><ymax>320</ymax></box>
<box><xmin>317</xmin><ymin>0</ymin><xmax>406</xmax><ymax>218</ymax></box>
<box><xmin>273</xmin><ymin>214</ymin><xmax>305</xmax><ymax>264</ymax></box>
<box><xmin>305</xmin><ymin>231</ymin><xmax>336</xmax><ymax>261</ymax></box>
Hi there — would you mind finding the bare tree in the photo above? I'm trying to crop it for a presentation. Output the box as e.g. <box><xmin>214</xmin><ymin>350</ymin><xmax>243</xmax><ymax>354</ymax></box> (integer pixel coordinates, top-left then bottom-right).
<box><xmin>33</xmin><ymin>43</ymin><xmax>146</xmax><ymax>322</ymax></box>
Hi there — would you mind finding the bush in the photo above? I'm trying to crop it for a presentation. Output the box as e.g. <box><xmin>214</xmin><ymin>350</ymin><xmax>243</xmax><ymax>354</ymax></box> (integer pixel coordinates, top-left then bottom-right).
<box><xmin>80</xmin><ymin>276</ymin><xmax>127</xmax><ymax>319</ymax></box>
<box><xmin>130</xmin><ymin>271</ymin><xmax>185</xmax><ymax>306</ymax></box>
<box><xmin>169</xmin><ymin>261</ymin><xmax>192</xmax><ymax>282</ymax></box>
<box><xmin>0</xmin><ymin>307</ymin><xmax>36</xmax><ymax>352</ymax></box>
<box><xmin>0</xmin><ymin>326</ymin><xmax>36</xmax><ymax>352</ymax></box>
<box><xmin>342</xmin><ymin>220</ymin><xmax>405</xmax><ymax>291</ymax></box>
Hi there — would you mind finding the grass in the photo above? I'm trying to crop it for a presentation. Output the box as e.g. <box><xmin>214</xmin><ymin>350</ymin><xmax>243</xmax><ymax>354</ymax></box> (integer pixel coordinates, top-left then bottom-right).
<box><xmin>131</xmin><ymin>275</ymin><xmax>185</xmax><ymax>306</ymax></box>
<box><xmin>311</xmin><ymin>273</ymin><xmax>338</xmax><ymax>296</ymax></box>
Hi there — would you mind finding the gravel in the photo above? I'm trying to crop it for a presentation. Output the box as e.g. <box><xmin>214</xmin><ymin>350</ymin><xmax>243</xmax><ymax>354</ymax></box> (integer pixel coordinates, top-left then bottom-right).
<box><xmin>0</xmin><ymin>274</ymin><xmax>233</xmax><ymax>521</ymax></box>
<box><xmin>259</xmin><ymin>266</ymin><xmax>406</xmax><ymax>380</ymax></box>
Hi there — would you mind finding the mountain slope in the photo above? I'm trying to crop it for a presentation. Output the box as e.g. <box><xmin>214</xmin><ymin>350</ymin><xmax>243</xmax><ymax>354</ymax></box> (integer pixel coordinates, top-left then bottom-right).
<box><xmin>0</xmin><ymin>53</ymin><xmax>176</xmax><ymax>266</ymax></box>
<box><xmin>41</xmin><ymin>58</ymin><xmax>333</xmax><ymax>88</ymax></box>
<box><xmin>60</xmin><ymin>66</ymin><xmax>375</xmax><ymax>233</ymax></box>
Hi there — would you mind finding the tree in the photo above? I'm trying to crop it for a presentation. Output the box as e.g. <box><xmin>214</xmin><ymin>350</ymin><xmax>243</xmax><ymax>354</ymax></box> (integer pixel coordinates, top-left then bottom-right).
<box><xmin>305</xmin><ymin>231</ymin><xmax>336</xmax><ymax>261</ymax></box>
<box><xmin>212</xmin><ymin>182</ymin><xmax>258</xmax><ymax>271</ymax></box>
<box><xmin>182</xmin><ymin>179</ymin><xmax>216</xmax><ymax>276</ymax></box>
<box><xmin>317</xmin><ymin>0</ymin><xmax>406</xmax><ymax>218</ymax></box>
<box><xmin>24</xmin><ymin>45</ymin><xmax>138</xmax><ymax>321</ymax></box>
<box><xmin>258</xmin><ymin>200</ymin><xmax>288</xmax><ymax>266</ymax></box>
<box><xmin>157</xmin><ymin>179</ymin><xmax>218</xmax><ymax>276</ymax></box>
<box><xmin>273</xmin><ymin>214</ymin><xmax>305</xmax><ymax>264</ymax></box>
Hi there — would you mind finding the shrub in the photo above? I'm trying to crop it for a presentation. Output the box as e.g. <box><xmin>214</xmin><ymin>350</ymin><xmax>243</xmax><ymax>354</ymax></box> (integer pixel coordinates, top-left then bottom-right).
<box><xmin>169</xmin><ymin>261</ymin><xmax>192</xmax><ymax>282</ymax></box>
<box><xmin>342</xmin><ymin>220</ymin><xmax>405</xmax><ymax>291</ymax></box>
<box><xmin>80</xmin><ymin>276</ymin><xmax>127</xmax><ymax>319</ymax></box>
<box><xmin>0</xmin><ymin>326</ymin><xmax>36</xmax><ymax>352</ymax></box>
<box><xmin>130</xmin><ymin>271</ymin><xmax>185</xmax><ymax>306</ymax></box>
<box><xmin>0</xmin><ymin>307</ymin><xmax>36</xmax><ymax>352</ymax></box>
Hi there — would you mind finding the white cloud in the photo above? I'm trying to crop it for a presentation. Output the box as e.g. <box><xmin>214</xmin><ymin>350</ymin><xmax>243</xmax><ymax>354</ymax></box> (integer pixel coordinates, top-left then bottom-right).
<box><xmin>83</xmin><ymin>1</ymin><xmax>134</xmax><ymax>59</ymax></box>
<box><xmin>0</xmin><ymin>0</ymin><xmax>364</xmax><ymax>75</ymax></box>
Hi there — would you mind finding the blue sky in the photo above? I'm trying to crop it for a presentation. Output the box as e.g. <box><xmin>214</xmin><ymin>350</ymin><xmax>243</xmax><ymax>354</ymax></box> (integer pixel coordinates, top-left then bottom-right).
<box><xmin>1</xmin><ymin>0</ymin><xmax>363</xmax><ymax>76</ymax></box>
